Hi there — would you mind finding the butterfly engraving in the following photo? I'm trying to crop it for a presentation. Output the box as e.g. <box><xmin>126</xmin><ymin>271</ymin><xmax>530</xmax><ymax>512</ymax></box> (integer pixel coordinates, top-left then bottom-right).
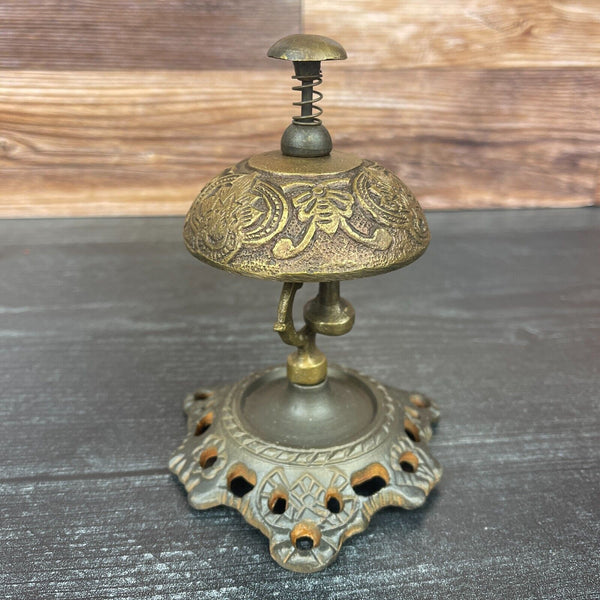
<box><xmin>273</xmin><ymin>179</ymin><xmax>391</xmax><ymax>260</ymax></box>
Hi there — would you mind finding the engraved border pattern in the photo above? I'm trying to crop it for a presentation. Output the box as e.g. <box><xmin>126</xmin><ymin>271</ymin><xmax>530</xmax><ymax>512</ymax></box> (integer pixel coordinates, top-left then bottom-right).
<box><xmin>220</xmin><ymin>367</ymin><xmax>396</xmax><ymax>465</ymax></box>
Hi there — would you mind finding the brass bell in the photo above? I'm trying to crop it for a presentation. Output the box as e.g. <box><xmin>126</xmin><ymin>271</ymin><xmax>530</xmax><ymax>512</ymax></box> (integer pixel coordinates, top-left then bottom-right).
<box><xmin>170</xmin><ymin>34</ymin><xmax>441</xmax><ymax>573</ymax></box>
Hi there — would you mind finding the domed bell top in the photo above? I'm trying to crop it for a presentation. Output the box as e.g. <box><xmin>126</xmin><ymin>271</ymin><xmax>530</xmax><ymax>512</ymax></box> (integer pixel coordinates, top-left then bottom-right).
<box><xmin>183</xmin><ymin>34</ymin><xmax>430</xmax><ymax>282</ymax></box>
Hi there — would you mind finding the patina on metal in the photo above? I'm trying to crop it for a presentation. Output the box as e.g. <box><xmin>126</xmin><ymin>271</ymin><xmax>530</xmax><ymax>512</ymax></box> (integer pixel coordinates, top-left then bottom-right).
<box><xmin>171</xmin><ymin>34</ymin><xmax>442</xmax><ymax>573</ymax></box>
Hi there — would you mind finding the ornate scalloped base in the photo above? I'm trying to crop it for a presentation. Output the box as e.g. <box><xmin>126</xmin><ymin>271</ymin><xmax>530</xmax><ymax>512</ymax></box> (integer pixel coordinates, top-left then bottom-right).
<box><xmin>169</xmin><ymin>365</ymin><xmax>441</xmax><ymax>573</ymax></box>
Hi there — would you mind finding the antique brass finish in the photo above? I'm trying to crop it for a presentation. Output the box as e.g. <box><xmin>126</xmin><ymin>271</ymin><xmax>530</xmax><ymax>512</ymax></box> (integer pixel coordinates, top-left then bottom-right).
<box><xmin>267</xmin><ymin>34</ymin><xmax>347</xmax><ymax>62</ymax></box>
<box><xmin>171</xmin><ymin>34</ymin><xmax>442</xmax><ymax>573</ymax></box>
<box><xmin>274</xmin><ymin>282</ymin><xmax>328</xmax><ymax>386</ymax></box>
<box><xmin>303</xmin><ymin>281</ymin><xmax>355</xmax><ymax>338</ymax></box>
<box><xmin>274</xmin><ymin>281</ymin><xmax>354</xmax><ymax>385</ymax></box>
<box><xmin>183</xmin><ymin>152</ymin><xmax>430</xmax><ymax>282</ymax></box>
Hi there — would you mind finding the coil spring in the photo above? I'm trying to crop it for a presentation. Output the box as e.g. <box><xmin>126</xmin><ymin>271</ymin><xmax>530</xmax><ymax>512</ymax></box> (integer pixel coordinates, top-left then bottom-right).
<box><xmin>291</xmin><ymin>73</ymin><xmax>323</xmax><ymax>126</ymax></box>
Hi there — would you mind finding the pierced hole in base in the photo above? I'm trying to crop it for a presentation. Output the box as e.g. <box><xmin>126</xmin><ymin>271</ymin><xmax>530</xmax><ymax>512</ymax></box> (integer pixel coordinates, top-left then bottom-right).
<box><xmin>227</xmin><ymin>464</ymin><xmax>257</xmax><ymax>498</ymax></box>
<box><xmin>194</xmin><ymin>412</ymin><xmax>213</xmax><ymax>436</ymax></box>
<box><xmin>325</xmin><ymin>490</ymin><xmax>344</xmax><ymax>514</ymax></box>
<box><xmin>296</xmin><ymin>536</ymin><xmax>314</xmax><ymax>551</ymax></box>
<box><xmin>410</xmin><ymin>393</ymin><xmax>430</xmax><ymax>408</ymax></box>
<box><xmin>399</xmin><ymin>451</ymin><xmax>419</xmax><ymax>473</ymax></box>
<box><xmin>199</xmin><ymin>446</ymin><xmax>218</xmax><ymax>469</ymax></box>
<box><xmin>194</xmin><ymin>389</ymin><xmax>213</xmax><ymax>400</ymax></box>
<box><xmin>268</xmin><ymin>490</ymin><xmax>288</xmax><ymax>515</ymax></box>
<box><xmin>290</xmin><ymin>522</ymin><xmax>321</xmax><ymax>552</ymax></box>
<box><xmin>351</xmin><ymin>463</ymin><xmax>390</xmax><ymax>497</ymax></box>
<box><xmin>404</xmin><ymin>418</ymin><xmax>421</xmax><ymax>442</ymax></box>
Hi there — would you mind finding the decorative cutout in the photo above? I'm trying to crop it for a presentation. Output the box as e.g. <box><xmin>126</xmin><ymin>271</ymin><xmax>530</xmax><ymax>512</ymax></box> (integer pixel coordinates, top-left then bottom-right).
<box><xmin>227</xmin><ymin>463</ymin><xmax>257</xmax><ymax>497</ymax></box>
<box><xmin>325</xmin><ymin>490</ymin><xmax>343</xmax><ymax>514</ymax></box>
<box><xmin>257</xmin><ymin>467</ymin><xmax>361</xmax><ymax>571</ymax></box>
<box><xmin>194</xmin><ymin>389</ymin><xmax>213</xmax><ymax>401</ymax></box>
<box><xmin>398</xmin><ymin>451</ymin><xmax>419</xmax><ymax>473</ymax></box>
<box><xmin>170</xmin><ymin>367</ymin><xmax>442</xmax><ymax>572</ymax></box>
<box><xmin>194</xmin><ymin>412</ymin><xmax>213</xmax><ymax>436</ymax></box>
<box><xmin>403</xmin><ymin>417</ymin><xmax>421</xmax><ymax>443</ymax></box>
<box><xmin>390</xmin><ymin>440</ymin><xmax>442</xmax><ymax>497</ymax></box>
<box><xmin>291</xmin><ymin>522</ymin><xmax>321</xmax><ymax>551</ymax></box>
<box><xmin>199</xmin><ymin>446</ymin><xmax>218</xmax><ymax>469</ymax></box>
<box><xmin>268</xmin><ymin>490</ymin><xmax>288</xmax><ymax>515</ymax></box>
<box><xmin>191</xmin><ymin>434</ymin><xmax>228</xmax><ymax>481</ymax></box>
<box><xmin>409</xmin><ymin>393</ymin><xmax>430</xmax><ymax>408</ymax></box>
<box><xmin>351</xmin><ymin>463</ymin><xmax>390</xmax><ymax>496</ymax></box>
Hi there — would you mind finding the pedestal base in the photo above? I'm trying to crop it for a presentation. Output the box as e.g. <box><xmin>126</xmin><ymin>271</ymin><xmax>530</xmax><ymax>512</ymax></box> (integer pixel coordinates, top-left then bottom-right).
<box><xmin>169</xmin><ymin>365</ymin><xmax>442</xmax><ymax>572</ymax></box>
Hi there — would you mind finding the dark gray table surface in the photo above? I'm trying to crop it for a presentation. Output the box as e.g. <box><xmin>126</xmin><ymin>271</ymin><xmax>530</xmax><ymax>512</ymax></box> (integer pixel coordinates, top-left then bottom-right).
<box><xmin>1</xmin><ymin>209</ymin><xmax>598</xmax><ymax>599</ymax></box>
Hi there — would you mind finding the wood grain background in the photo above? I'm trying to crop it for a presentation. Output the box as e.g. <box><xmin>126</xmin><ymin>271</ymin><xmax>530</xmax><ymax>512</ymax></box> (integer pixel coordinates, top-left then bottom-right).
<box><xmin>1</xmin><ymin>0</ymin><xmax>599</xmax><ymax>216</ymax></box>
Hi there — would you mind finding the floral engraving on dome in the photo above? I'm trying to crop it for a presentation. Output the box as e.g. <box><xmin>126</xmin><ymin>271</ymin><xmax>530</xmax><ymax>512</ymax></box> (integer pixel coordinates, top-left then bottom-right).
<box><xmin>184</xmin><ymin>158</ymin><xmax>428</xmax><ymax>276</ymax></box>
<box><xmin>273</xmin><ymin>178</ymin><xmax>392</xmax><ymax>259</ymax></box>
<box><xmin>184</xmin><ymin>169</ymin><xmax>289</xmax><ymax>264</ymax></box>
<box><xmin>354</xmin><ymin>162</ymin><xmax>430</xmax><ymax>247</ymax></box>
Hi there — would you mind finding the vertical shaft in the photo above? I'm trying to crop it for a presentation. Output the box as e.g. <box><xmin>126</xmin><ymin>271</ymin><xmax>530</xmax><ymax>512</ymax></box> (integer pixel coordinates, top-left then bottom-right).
<box><xmin>293</xmin><ymin>60</ymin><xmax>321</xmax><ymax>124</ymax></box>
<box><xmin>300</xmin><ymin>79</ymin><xmax>313</xmax><ymax>119</ymax></box>
<box><xmin>318</xmin><ymin>281</ymin><xmax>340</xmax><ymax>307</ymax></box>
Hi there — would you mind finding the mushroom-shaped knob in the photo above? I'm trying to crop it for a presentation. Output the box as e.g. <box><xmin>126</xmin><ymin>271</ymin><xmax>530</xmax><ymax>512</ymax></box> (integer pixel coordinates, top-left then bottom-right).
<box><xmin>267</xmin><ymin>34</ymin><xmax>347</xmax><ymax>62</ymax></box>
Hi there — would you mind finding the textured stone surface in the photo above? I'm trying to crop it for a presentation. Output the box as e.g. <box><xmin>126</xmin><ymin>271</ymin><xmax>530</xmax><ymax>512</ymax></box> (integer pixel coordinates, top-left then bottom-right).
<box><xmin>1</xmin><ymin>209</ymin><xmax>599</xmax><ymax>598</ymax></box>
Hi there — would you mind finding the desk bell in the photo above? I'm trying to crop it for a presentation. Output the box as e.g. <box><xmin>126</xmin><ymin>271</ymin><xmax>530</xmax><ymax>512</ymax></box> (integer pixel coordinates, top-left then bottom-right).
<box><xmin>169</xmin><ymin>34</ymin><xmax>441</xmax><ymax>573</ymax></box>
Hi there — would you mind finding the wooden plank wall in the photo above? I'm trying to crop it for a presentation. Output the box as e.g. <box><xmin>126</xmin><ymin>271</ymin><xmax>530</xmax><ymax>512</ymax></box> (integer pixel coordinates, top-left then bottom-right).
<box><xmin>1</xmin><ymin>1</ymin><xmax>599</xmax><ymax>216</ymax></box>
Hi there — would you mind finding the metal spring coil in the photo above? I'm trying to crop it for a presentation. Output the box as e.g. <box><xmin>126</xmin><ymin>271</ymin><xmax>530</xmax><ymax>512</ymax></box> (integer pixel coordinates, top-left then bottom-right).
<box><xmin>291</xmin><ymin>73</ymin><xmax>323</xmax><ymax>126</ymax></box>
